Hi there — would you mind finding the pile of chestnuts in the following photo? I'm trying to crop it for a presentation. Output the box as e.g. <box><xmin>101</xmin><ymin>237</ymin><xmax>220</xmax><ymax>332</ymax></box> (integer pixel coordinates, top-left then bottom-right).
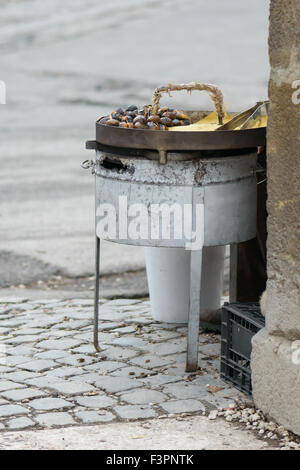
<box><xmin>99</xmin><ymin>105</ymin><xmax>190</xmax><ymax>130</ymax></box>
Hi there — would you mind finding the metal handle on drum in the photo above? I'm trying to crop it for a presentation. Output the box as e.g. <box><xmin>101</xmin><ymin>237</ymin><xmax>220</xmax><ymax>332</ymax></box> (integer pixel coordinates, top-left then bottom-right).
<box><xmin>81</xmin><ymin>159</ymin><xmax>96</xmax><ymax>174</ymax></box>
<box><xmin>150</xmin><ymin>82</ymin><xmax>225</xmax><ymax>125</ymax></box>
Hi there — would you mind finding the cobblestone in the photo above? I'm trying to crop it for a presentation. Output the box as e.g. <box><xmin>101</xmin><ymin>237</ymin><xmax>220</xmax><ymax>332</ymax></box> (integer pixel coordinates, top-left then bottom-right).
<box><xmin>47</xmin><ymin>366</ymin><xmax>86</xmax><ymax>378</ymax></box>
<box><xmin>35</xmin><ymin>412</ymin><xmax>75</xmax><ymax>427</ymax></box>
<box><xmin>75</xmin><ymin>395</ymin><xmax>117</xmax><ymax>408</ymax></box>
<box><xmin>0</xmin><ymin>404</ymin><xmax>28</xmax><ymax>417</ymax></box>
<box><xmin>114</xmin><ymin>405</ymin><xmax>157</xmax><ymax>420</ymax></box>
<box><xmin>29</xmin><ymin>397</ymin><xmax>74</xmax><ymax>411</ymax></box>
<box><xmin>3</xmin><ymin>356</ymin><xmax>35</xmax><ymax>367</ymax></box>
<box><xmin>37</xmin><ymin>339</ymin><xmax>83</xmax><ymax>350</ymax></box>
<box><xmin>7</xmin><ymin>417</ymin><xmax>35</xmax><ymax>429</ymax></box>
<box><xmin>18</xmin><ymin>359</ymin><xmax>57</xmax><ymax>372</ymax></box>
<box><xmin>44</xmin><ymin>380</ymin><xmax>96</xmax><ymax>396</ymax></box>
<box><xmin>75</xmin><ymin>410</ymin><xmax>115</xmax><ymax>424</ymax></box>
<box><xmin>1</xmin><ymin>388</ymin><xmax>48</xmax><ymax>402</ymax></box>
<box><xmin>102</xmin><ymin>346</ymin><xmax>138</xmax><ymax>361</ymax></box>
<box><xmin>111</xmin><ymin>366</ymin><xmax>149</xmax><ymax>377</ymax></box>
<box><xmin>55</xmin><ymin>355</ymin><xmax>95</xmax><ymax>367</ymax></box>
<box><xmin>0</xmin><ymin>381</ymin><xmax>26</xmax><ymax>392</ymax></box>
<box><xmin>120</xmin><ymin>389</ymin><xmax>167</xmax><ymax>405</ymax></box>
<box><xmin>160</xmin><ymin>399</ymin><xmax>205</xmax><ymax>414</ymax></box>
<box><xmin>130</xmin><ymin>354</ymin><xmax>173</xmax><ymax>369</ymax></box>
<box><xmin>83</xmin><ymin>360</ymin><xmax>126</xmax><ymax>373</ymax></box>
<box><xmin>162</xmin><ymin>383</ymin><xmax>208</xmax><ymax>400</ymax></box>
<box><xmin>92</xmin><ymin>376</ymin><xmax>143</xmax><ymax>394</ymax></box>
<box><xmin>0</xmin><ymin>297</ymin><xmax>242</xmax><ymax>431</ymax></box>
<box><xmin>34</xmin><ymin>350</ymin><xmax>68</xmax><ymax>360</ymax></box>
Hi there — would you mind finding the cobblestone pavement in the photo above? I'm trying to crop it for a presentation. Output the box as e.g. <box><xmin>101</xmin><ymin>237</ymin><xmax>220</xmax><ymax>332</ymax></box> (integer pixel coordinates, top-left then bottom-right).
<box><xmin>0</xmin><ymin>297</ymin><xmax>244</xmax><ymax>431</ymax></box>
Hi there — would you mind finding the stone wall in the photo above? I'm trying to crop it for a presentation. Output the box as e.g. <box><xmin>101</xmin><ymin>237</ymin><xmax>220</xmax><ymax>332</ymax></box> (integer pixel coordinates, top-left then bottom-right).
<box><xmin>251</xmin><ymin>0</ymin><xmax>300</xmax><ymax>435</ymax></box>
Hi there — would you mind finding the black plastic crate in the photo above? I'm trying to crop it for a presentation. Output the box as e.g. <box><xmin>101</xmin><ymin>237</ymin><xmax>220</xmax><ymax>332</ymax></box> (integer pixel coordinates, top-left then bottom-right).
<box><xmin>220</xmin><ymin>302</ymin><xmax>265</xmax><ymax>395</ymax></box>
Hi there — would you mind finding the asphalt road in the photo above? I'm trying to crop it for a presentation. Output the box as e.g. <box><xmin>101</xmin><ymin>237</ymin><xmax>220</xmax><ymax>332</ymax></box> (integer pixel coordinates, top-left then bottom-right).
<box><xmin>0</xmin><ymin>0</ymin><xmax>269</xmax><ymax>287</ymax></box>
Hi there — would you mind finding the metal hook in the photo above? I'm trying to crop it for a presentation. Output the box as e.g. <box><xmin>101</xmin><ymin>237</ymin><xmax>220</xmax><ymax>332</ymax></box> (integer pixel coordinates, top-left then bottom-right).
<box><xmin>81</xmin><ymin>160</ymin><xmax>96</xmax><ymax>174</ymax></box>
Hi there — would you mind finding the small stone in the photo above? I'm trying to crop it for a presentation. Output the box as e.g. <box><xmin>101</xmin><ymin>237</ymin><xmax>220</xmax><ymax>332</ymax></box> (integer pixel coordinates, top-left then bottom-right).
<box><xmin>288</xmin><ymin>442</ymin><xmax>298</xmax><ymax>449</ymax></box>
<box><xmin>208</xmin><ymin>410</ymin><xmax>218</xmax><ymax>420</ymax></box>
<box><xmin>266</xmin><ymin>422</ymin><xmax>277</xmax><ymax>432</ymax></box>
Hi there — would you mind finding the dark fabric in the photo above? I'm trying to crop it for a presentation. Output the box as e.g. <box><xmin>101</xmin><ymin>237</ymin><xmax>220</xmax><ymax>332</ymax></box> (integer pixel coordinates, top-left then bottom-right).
<box><xmin>236</xmin><ymin>152</ymin><xmax>267</xmax><ymax>302</ymax></box>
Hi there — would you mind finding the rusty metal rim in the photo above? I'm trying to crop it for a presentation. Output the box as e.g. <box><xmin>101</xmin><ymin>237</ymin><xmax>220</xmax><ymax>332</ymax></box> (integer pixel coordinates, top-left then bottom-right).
<box><xmin>95</xmin><ymin>118</ymin><xmax>266</xmax><ymax>152</ymax></box>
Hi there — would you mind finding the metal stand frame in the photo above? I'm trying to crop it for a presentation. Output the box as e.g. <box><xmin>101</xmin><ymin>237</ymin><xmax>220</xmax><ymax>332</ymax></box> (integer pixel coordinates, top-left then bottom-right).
<box><xmin>94</xmin><ymin>237</ymin><xmax>238</xmax><ymax>371</ymax></box>
<box><xmin>229</xmin><ymin>243</ymin><xmax>238</xmax><ymax>302</ymax></box>
<box><xmin>186</xmin><ymin>249</ymin><xmax>203</xmax><ymax>372</ymax></box>
<box><xmin>94</xmin><ymin>236</ymin><xmax>101</xmax><ymax>352</ymax></box>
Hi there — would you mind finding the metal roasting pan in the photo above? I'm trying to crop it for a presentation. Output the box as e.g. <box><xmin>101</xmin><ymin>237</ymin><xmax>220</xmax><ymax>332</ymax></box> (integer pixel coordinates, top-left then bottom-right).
<box><xmin>94</xmin><ymin>110</ymin><xmax>266</xmax><ymax>153</ymax></box>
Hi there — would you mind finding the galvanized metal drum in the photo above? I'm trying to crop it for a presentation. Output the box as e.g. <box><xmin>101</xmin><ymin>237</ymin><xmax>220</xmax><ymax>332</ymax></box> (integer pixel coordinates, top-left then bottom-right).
<box><xmin>94</xmin><ymin>148</ymin><xmax>257</xmax><ymax>248</ymax></box>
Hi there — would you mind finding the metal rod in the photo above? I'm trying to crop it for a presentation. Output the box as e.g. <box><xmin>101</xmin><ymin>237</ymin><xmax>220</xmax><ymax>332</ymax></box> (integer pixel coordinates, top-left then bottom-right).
<box><xmin>186</xmin><ymin>249</ymin><xmax>203</xmax><ymax>372</ymax></box>
<box><xmin>229</xmin><ymin>243</ymin><xmax>238</xmax><ymax>302</ymax></box>
<box><xmin>94</xmin><ymin>235</ymin><xmax>102</xmax><ymax>352</ymax></box>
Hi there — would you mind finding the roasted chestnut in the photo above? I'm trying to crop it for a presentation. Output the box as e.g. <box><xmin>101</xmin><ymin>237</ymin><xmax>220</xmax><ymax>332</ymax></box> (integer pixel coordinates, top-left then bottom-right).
<box><xmin>147</xmin><ymin>121</ymin><xmax>159</xmax><ymax>129</ymax></box>
<box><xmin>99</xmin><ymin>116</ymin><xmax>110</xmax><ymax>124</ymax></box>
<box><xmin>148</xmin><ymin>114</ymin><xmax>161</xmax><ymax>123</ymax></box>
<box><xmin>175</xmin><ymin>112</ymin><xmax>189</xmax><ymax>120</ymax></box>
<box><xmin>110</xmin><ymin>112</ymin><xmax>121</xmax><ymax>120</ymax></box>
<box><xmin>134</xmin><ymin>121</ymin><xmax>148</xmax><ymax>129</ymax></box>
<box><xmin>126</xmin><ymin>111</ymin><xmax>137</xmax><ymax>118</ymax></box>
<box><xmin>105</xmin><ymin>119</ymin><xmax>120</xmax><ymax>126</ymax></box>
<box><xmin>133</xmin><ymin>115</ymin><xmax>146</xmax><ymax>124</ymax></box>
<box><xmin>160</xmin><ymin>116</ymin><xmax>173</xmax><ymax>126</ymax></box>
<box><xmin>121</xmin><ymin>115</ymin><xmax>133</xmax><ymax>123</ymax></box>
<box><xmin>163</xmin><ymin>111</ymin><xmax>177</xmax><ymax>120</ymax></box>
<box><xmin>103</xmin><ymin>104</ymin><xmax>190</xmax><ymax>131</ymax></box>
<box><xmin>158</xmin><ymin>106</ymin><xmax>169</xmax><ymax>114</ymax></box>
<box><xmin>125</xmin><ymin>105</ymin><xmax>138</xmax><ymax>112</ymax></box>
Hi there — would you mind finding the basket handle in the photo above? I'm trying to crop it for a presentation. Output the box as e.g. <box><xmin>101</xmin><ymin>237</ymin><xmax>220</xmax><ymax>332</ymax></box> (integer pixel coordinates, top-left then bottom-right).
<box><xmin>151</xmin><ymin>82</ymin><xmax>225</xmax><ymax>125</ymax></box>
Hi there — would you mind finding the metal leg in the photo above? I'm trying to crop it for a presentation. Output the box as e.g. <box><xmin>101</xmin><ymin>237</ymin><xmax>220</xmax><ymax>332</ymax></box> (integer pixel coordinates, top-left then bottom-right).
<box><xmin>186</xmin><ymin>249</ymin><xmax>203</xmax><ymax>372</ymax></box>
<box><xmin>229</xmin><ymin>243</ymin><xmax>238</xmax><ymax>302</ymax></box>
<box><xmin>94</xmin><ymin>235</ymin><xmax>102</xmax><ymax>352</ymax></box>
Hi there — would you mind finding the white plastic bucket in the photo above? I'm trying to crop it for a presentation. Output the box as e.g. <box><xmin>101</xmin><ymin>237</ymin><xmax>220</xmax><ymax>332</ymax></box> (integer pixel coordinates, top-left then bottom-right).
<box><xmin>145</xmin><ymin>246</ymin><xmax>225</xmax><ymax>323</ymax></box>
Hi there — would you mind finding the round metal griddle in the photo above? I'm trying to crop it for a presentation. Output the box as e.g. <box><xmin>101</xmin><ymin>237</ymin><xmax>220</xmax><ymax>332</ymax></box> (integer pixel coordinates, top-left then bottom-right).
<box><xmin>95</xmin><ymin>111</ymin><xmax>266</xmax><ymax>152</ymax></box>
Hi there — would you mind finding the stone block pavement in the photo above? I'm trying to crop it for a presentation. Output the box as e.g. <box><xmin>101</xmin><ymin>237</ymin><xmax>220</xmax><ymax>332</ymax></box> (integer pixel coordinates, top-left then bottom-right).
<box><xmin>0</xmin><ymin>297</ymin><xmax>244</xmax><ymax>431</ymax></box>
